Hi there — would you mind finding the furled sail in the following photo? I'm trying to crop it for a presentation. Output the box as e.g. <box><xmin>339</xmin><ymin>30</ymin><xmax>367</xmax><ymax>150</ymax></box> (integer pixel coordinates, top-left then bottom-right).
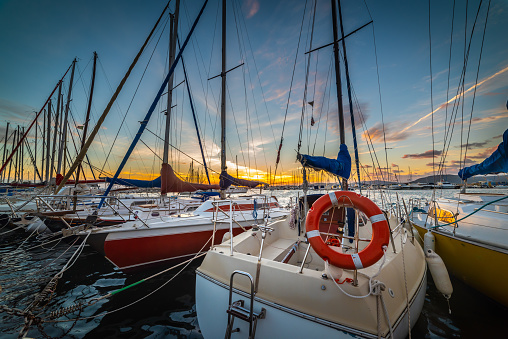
<box><xmin>55</xmin><ymin>174</ymin><xmax>104</xmax><ymax>185</ymax></box>
<box><xmin>161</xmin><ymin>163</ymin><xmax>219</xmax><ymax>194</ymax></box>
<box><xmin>458</xmin><ymin>128</ymin><xmax>508</xmax><ymax>180</ymax></box>
<box><xmin>104</xmin><ymin>176</ymin><xmax>161</xmax><ymax>188</ymax></box>
<box><xmin>219</xmin><ymin>171</ymin><xmax>266</xmax><ymax>190</ymax></box>
<box><xmin>297</xmin><ymin>144</ymin><xmax>351</xmax><ymax>179</ymax></box>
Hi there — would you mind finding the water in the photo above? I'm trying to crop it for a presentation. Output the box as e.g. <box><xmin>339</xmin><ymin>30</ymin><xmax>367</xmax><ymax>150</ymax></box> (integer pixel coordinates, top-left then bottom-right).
<box><xmin>1</xmin><ymin>188</ymin><xmax>507</xmax><ymax>338</ymax></box>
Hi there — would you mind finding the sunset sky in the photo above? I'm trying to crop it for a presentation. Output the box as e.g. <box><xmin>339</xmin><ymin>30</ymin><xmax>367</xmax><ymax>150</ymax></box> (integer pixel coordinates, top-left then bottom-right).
<box><xmin>0</xmin><ymin>0</ymin><xmax>507</xmax><ymax>185</ymax></box>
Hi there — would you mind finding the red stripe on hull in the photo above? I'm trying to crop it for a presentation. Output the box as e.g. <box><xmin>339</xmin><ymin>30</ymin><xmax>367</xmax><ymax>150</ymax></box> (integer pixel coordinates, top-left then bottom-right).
<box><xmin>104</xmin><ymin>227</ymin><xmax>245</xmax><ymax>272</ymax></box>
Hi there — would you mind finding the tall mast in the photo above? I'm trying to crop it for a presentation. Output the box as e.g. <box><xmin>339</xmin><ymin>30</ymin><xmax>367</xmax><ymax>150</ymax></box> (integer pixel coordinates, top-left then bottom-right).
<box><xmin>41</xmin><ymin>111</ymin><xmax>45</xmax><ymax>182</ymax></box>
<box><xmin>337</xmin><ymin>0</ymin><xmax>360</xmax><ymax>192</ymax></box>
<box><xmin>57</xmin><ymin>58</ymin><xmax>76</xmax><ymax>175</ymax></box>
<box><xmin>330</xmin><ymin>0</ymin><xmax>347</xmax><ymax>190</ymax></box>
<box><xmin>14</xmin><ymin>126</ymin><xmax>19</xmax><ymax>181</ymax></box>
<box><xmin>2</xmin><ymin>122</ymin><xmax>9</xmax><ymax>182</ymax></box>
<box><xmin>50</xmin><ymin>86</ymin><xmax>61</xmax><ymax>181</ymax></box>
<box><xmin>7</xmin><ymin>129</ymin><xmax>15</xmax><ymax>182</ymax></box>
<box><xmin>34</xmin><ymin>115</ymin><xmax>37</xmax><ymax>182</ymax></box>
<box><xmin>163</xmin><ymin>0</ymin><xmax>180</xmax><ymax>168</ymax></box>
<box><xmin>220</xmin><ymin>0</ymin><xmax>227</xmax><ymax>199</ymax></box>
<box><xmin>20</xmin><ymin>127</ymin><xmax>24</xmax><ymax>182</ymax></box>
<box><xmin>45</xmin><ymin>103</ymin><xmax>51</xmax><ymax>183</ymax></box>
<box><xmin>75</xmin><ymin>52</ymin><xmax>98</xmax><ymax>185</ymax></box>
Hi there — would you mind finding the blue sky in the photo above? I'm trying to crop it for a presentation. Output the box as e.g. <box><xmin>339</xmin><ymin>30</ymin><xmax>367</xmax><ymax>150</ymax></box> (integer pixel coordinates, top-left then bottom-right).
<box><xmin>0</xmin><ymin>0</ymin><xmax>507</xmax><ymax>184</ymax></box>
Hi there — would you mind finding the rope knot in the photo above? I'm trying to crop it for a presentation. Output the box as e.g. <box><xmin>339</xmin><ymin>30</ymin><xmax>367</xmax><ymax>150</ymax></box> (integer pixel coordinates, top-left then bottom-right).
<box><xmin>370</xmin><ymin>279</ymin><xmax>386</xmax><ymax>296</ymax></box>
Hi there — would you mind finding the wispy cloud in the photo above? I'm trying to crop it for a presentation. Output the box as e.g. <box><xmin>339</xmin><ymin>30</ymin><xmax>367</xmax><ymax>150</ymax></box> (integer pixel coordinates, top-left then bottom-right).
<box><xmin>403</xmin><ymin>150</ymin><xmax>443</xmax><ymax>159</ymax></box>
<box><xmin>243</xmin><ymin>0</ymin><xmax>260</xmax><ymax>19</ymax></box>
<box><xmin>468</xmin><ymin>145</ymin><xmax>497</xmax><ymax>160</ymax></box>
<box><xmin>362</xmin><ymin>122</ymin><xmax>410</xmax><ymax>143</ymax></box>
<box><xmin>399</xmin><ymin>64</ymin><xmax>508</xmax><ymax>134</ymax></box>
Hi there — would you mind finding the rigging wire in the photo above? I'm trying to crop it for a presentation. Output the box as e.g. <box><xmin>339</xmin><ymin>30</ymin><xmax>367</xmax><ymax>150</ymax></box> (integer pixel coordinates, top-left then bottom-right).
<box><xmin>145</xmin><ymin>127</ymin><xmax>219</xmax><ymax>175</ymax></box>
<box><xmin>463</xmin><ymin>0</ymin><xmax>491</xmax><ymax>169</ymax></box>
<box><xmin>362</xmin><ymin>0</ymin><xmax>388</xmax><ymax>186</ymax></box>
<box><xmin>442</xmin><ymin>0</ymin><xmax>456</xmax><ymax>170</ymax></box>
<box><xmin>99</xmin><ymin>13</ymin><xmax>170</xmax><ymax>177</ymax></box>
<box><xmin>183</xmin><ymin>1</ymin><xmax>221</xmax><ymax>175</ymax></box>
<box><xmin>428</xmin><ymin>0</ymin><xmax>436</xmax><ymax>188</ymax></box>
<box><xmin>437</xmin><ymin>0</ymin><xmax>484</xmax><ymax>177</ymax></box>
<box><xmin>233</xmin><ymin>0</ymin><xmax>280</xmax><ymax>174</ymax></box>
<box><xmin>301</xmin><ymin>0</ymin><xmax>317</xmax><ymax>157</ymax></box>
<box><xmin>312</xmin><ymin>54</ymin><xmax>333</xmax><ymax>156</ymax></box>
<box><xmin>275</xmin><ymin>0</ymin><xmax>309</xmax><ymax>180</ymax></box>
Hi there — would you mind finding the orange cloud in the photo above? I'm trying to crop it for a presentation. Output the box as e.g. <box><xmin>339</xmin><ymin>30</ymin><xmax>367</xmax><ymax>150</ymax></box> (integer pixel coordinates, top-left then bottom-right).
<box><xmin>403</xmin><ymin>150</ymin><xmax>443</xmax><ymax>159</ymax></box>
<box><xmin>362</xmin><ymin>122</ymin><xmax>410</xmax><ymax>143</ymax></box>
<box><xmin>244</xmin><ymin>0</ymin><xmax>260</xmax><ymax>19</ymax></box>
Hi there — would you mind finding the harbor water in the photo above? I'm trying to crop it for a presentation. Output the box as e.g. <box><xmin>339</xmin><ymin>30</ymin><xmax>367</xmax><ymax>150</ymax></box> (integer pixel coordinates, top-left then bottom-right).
<box><xmin>1</xmin><ymin>188</ymin><xmax>507</xmax><ymax>338</ymax></box>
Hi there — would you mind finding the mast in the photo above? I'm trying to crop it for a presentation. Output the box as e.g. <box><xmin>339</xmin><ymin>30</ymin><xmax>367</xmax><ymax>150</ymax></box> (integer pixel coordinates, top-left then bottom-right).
<box><xmin>337</xmin><ymin>0</ymin><xmax>360</xmax><ymax>193</ymax></box>
<box><xmin>34</xmin><ymin>115</ymin><xmax>37</xmax><ymax>182</ymax></box>
<box><xmin>50</xmin><ymin>93</ymin><xmax>59</xmax><ymax>181</ymax></box>
<box><xmin>45</xmin><ymin>103</ymin><xmax>51</xmax><ymax>183</ymax></box>
<box><xmin>330</xmin><ymin>0</ymin><xmax>347</xmax><ymax>190</ymax></box>
<box><xmin>57</xmin><ymin>58</ymin><xmax>76</xmax><ymax>175</ymax></box>
<box><xmin>163</xmin><ymin>0</ymin><xmax>180</xmax><ymax>169</ymax></box>
<box><xmin>14</xmin><ymin>126</ymin><xmax>19</xmax><ymax>181</ymax></box>
<box><xmin>41</xmin><ymin>110</ymin><xmax>45</xmax><ymax>182</ymax></box>
<box><xmin>20</xmin><ymin>127</ymin><xmax>24</xmax><ymax>182</ymax></box>
<box><xmin>75</xmin><ymin>52</ymin><xmax>98</xmax><ymax>185</ymax></box>
<box><xmin>7</xmin><ymin>129</ymin><xmax>15</xmax><ymax>183</ymax></box>
<box><xmin>220</xmin><ymin>0</ymin><xmax>227</xmax><ymax>199</ymax></box>
<box><xmin>2</xmin><ymin>122</ymin><xmax>9</xmax><ymax>182</ymax></box>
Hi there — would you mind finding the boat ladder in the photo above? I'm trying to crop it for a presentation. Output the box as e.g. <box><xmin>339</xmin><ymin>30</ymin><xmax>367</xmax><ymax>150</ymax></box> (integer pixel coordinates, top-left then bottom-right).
<box><xmin>225</xmin><ymin>270</ymin><xmax>266</xmax><ymax>339</ymax></box>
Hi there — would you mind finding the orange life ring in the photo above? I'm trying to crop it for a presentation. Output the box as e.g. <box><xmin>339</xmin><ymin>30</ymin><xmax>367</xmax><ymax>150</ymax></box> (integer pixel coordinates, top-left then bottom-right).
<box><xmin>306</xmin><ymin>191</ymin><xmax>389</xmax><ymax>270</ymax></box>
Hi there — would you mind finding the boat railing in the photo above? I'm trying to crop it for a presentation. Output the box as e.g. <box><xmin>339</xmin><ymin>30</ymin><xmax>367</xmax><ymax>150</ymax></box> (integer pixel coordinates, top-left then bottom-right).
<box><xmin>210</xmin><ymin>197</ymin><xmax>279</xmax><ymax>255</ymax></box>
<box><xmin>0</xmin><ymin>197</ymin><xmax>19</xmax><ymax>216</ymax></box>
<box><xmin>32</xmin><ymin>194</ymin><xmax>150</xmax><ymax>228</ymax></box>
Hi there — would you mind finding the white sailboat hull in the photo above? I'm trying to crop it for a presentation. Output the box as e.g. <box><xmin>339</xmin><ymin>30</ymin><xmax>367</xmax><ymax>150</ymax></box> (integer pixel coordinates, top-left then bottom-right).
<box><xmin>196</xmin><ymin>269</ymin><xmax>426</xmax><ymax>339</ymax></box>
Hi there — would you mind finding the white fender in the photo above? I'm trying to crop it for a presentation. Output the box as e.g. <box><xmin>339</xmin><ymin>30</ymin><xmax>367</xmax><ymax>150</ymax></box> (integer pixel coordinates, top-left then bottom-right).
<box><xmin>424</xmin><ymin>231</ymin><xmax>435</xmax><ymax>252</ymax></box>
<box><xmin>425</xmin><ymin>249</ymin><xmax>453</xmax><ymax>298</ymax></box>
<box><xmin>26</xmin><ymin>217</ymin><xmax>51</xmax><ymax>234</ymax></box>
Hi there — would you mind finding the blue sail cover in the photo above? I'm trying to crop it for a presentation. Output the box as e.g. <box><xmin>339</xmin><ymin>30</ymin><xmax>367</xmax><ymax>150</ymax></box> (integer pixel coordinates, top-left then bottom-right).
<box><xmin>104</xmin><ymin>176</ymin><xmax>161</xmax><ymax>188</ymax></box>
<box><xmin>458</xmin><ymin>128</ymin><xmax>508</xmax><ymax>180</ymax></box>
<box><xmin>298</xmin><ymin>144</ymin><xmax>351</xmax><ymax>179</ymax></box>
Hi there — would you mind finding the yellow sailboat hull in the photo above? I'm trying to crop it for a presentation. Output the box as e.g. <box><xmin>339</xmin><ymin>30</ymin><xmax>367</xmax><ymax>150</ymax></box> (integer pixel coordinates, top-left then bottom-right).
<box><xmin>413</xmin><ymin>223</ymin><xmax>508</xmax><ymax>307</ymax></box>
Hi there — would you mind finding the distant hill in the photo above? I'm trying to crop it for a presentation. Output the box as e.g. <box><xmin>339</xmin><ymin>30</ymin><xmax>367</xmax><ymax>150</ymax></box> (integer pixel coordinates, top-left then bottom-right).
<box><xmin>359</xmin><ymin>174</ymin><xmax>507</xmax><ymax>185</ymax></box>
<box><xmin>411</xmin><ymin>174</ymin><xmax>507</xmax><ymax>184</ymax></box>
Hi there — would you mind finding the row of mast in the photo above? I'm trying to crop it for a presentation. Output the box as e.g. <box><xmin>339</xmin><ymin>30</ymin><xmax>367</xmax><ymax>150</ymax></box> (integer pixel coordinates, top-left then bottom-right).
<box><xmin>0</xmin><ymin>54</ymin><xmax>99</xmax><ymax>186</ymax></box>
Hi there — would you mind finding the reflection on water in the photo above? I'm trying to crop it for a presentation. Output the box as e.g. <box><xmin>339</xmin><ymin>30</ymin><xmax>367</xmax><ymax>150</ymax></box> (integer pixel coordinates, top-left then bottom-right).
<box><xmin>1</xmin><ymin>188</ymin><xmax>507</xmax><ymax>338</ymax></box>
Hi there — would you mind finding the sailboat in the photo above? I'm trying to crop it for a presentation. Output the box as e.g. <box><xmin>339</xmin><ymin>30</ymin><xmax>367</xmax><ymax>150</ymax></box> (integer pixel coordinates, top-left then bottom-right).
<box><xmin>412</xmin><ymin>128</ymin><xmax>508</xmax><ymax>307</ymax></box>
<box><xmin>196</xmin><ymin>0</ymin><xmax>426</xmax><ymax>337</ymax></box>
<box><xmin>78</xmin><ymin>0</ymin><xmax>288</xmax><ymax>273</ymax></box>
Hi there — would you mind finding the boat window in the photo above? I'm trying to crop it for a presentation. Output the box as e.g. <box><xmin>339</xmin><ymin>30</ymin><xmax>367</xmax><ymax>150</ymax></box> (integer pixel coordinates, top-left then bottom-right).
<box><xmin>130</xmin><ymin>200</ymin><xmax>155</xmax><ymax>206</ymax></box>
